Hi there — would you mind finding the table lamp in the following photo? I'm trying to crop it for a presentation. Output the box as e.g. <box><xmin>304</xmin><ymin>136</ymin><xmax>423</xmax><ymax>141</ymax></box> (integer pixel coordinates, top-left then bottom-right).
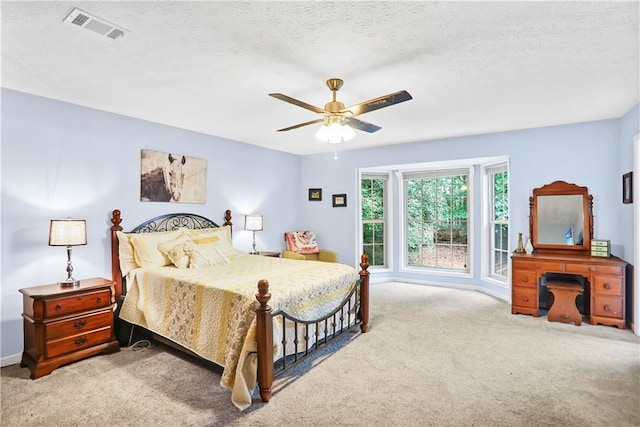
<box><xmin>49</xmin><ymin>218</ymin><xmax>87</xmax><ymax>287</ymax></box>
<box><xmin>244</xmin><ymin>214</ymin><xmax>263</xmax><ymax>254</ymax></box>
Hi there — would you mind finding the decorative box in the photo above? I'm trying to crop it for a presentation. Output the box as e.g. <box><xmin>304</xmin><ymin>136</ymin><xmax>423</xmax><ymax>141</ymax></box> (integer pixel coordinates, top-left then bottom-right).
<box><xmin>591</xmin><ymin>239</ymin><xmax>611</xmax><ymax>257</ymax></box>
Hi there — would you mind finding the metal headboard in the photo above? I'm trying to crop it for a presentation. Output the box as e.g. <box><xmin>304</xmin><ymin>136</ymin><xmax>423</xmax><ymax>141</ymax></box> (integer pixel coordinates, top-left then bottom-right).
<box><xmin>130</xmin><ymin>213</ymin><xmax>219</xmax><ymax>233</ymax></box>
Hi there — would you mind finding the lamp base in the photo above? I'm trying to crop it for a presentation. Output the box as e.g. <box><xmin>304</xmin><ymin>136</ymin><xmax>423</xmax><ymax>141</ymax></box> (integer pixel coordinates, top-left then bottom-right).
<box><xmin>59</xmin><ymin>279</ymin><xmax>80</xmax><ymax>288</ymax></box>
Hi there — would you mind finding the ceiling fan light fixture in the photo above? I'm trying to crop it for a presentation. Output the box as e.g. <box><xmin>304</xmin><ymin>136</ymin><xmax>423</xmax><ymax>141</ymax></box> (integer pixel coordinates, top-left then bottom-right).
<box><xmin>315</xmin><ymin>124</ymin><xmax>330</xmax><ymax>142</ymax></box>
<box><xmin>317</xmin><ymin>121</ymin><xmax>354</xmax><ymax>145</ymax></box>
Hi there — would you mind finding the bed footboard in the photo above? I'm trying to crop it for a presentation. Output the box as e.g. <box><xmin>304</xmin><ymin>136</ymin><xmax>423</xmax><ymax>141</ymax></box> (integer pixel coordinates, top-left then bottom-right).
<box><xmin>255</xmin><ymin>254</ymin><xmax>370</xmax><ymax>402</ymax></box>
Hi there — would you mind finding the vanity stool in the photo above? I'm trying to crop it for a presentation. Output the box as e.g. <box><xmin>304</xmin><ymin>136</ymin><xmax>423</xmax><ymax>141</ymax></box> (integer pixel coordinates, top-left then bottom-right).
<box><xmin>547</xmin><ymin>281</ymin><xmax>583</xmax><ymax>326</ymax></box>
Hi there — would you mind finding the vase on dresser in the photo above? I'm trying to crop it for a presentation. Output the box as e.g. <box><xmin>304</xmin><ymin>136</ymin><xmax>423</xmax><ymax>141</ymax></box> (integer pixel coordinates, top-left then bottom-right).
<box><xmin>516</xmin><ymin>233</ymin><xmax>525</xmax><ymax>253</ymax></box>
<box><xmin>525</xmin><ymin>238</ymin><xmax>534</xmax><ymax>254</ymax></box>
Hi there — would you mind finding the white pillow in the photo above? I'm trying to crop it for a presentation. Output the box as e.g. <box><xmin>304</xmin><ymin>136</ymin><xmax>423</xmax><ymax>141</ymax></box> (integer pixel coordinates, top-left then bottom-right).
<box><xmin>187</xmin><ymin>243</ymin><xmax>231</xmax><ymax>268</ymax></box>
<box><xmin>130</xmin><ymin>229</ymin><xmax>183</xmax><ymax>268</ymax></box>
<box><xmin>187</xmin><ymin>226</ymin><xmax>243</xmax><ymax>258</ymax></box>
<box><xmin>157</xmin><ymin>232</ymin><xmax>193</xmax><ymax>268</ymax></box>
<box><xmin>116</xmin><ymin>231</ymin><xmax>139</xmax><ymax>276</ymax></box>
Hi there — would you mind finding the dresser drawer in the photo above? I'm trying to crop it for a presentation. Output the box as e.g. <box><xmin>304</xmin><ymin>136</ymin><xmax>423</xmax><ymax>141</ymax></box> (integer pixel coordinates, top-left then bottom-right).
<box><xmin>513</xmin><ymin>270</ymin><xmax>537</xmax><ymax>288</ymax></box>
<box><xmin>592</xmin><ymin>276</ymin><xmax>623</xmax><ymax>297</ymax></box>
<box><xmin>565</xmin><ymin>263</ymin><xmax>623</xmax><ymax>276</ymax></box>
<box><xmin>513</xmin><ymin>287</ymin><xmax>537</xmax><ymax>309</ymax></box>
<box><xmin>46</xmin><ymin>327</ymin><xmax>113</xmax><ymax>359</ymax></box>
<box><xmin>45</xmin><ymin>310</ymin><xmax>112</xmax><ymax>341</ymax></box>
<box><xmin>44</xmin><ymin>290</ymin><xmax>111</xmax><ymax>318</ymax></box>
<box><xmin>529</xmin><ymin>261</ymin><xmax>564</xmax><ymax>272</ymax></box>
<box><xmin>592</xmin><ymin>296</ymin><xmax>623</xmax><ymax>319</ymax></box>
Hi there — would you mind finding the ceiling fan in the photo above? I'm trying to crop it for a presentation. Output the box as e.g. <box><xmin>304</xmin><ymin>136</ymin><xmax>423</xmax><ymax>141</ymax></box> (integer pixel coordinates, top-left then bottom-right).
<box><xmin>269</xmin><ymin>78</ymin><xmax>413</xmax><ymax>137</ymax></box>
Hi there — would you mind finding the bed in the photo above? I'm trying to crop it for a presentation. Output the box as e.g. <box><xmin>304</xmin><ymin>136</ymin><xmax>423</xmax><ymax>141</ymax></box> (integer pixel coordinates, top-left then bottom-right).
<box><xmin>109</xmin><ymin>209</ymin><xmax>369</xmax><ymax>410</ymax></box>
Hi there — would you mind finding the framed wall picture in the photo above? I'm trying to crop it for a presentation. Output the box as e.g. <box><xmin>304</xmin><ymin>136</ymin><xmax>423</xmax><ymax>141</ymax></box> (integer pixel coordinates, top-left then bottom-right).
<box><xmin>332</xmin><ymin>194</ymin><xmax>347</xmax><ymax>207</ymax></box>
<box><xmin>140</xmin><ymin>149</ymin><xmax>207</xmax><ymax>203</ymax></box>
<box><xmin>623</xmin><ymin>172</ymin><xmax>633</xmax><ymax>204</ymax></box>
<box><xmin>308</xmin><ymin>188</ymin><xmax>322</xmax><ymax>201</ymax></box>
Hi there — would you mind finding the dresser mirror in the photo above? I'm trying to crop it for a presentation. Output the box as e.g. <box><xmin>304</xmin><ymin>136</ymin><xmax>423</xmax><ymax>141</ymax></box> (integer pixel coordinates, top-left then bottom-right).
<box><xmin>529</xmin><ymin>181</ymin><xmax>593</xmax><ymax>253</ymax></box>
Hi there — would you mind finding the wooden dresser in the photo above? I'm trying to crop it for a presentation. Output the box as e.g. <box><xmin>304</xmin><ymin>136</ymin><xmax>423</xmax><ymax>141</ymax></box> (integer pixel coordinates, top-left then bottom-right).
<box><xmin>20</xmin><ymin>277</ymin><xmax>120</xmax><ymax>379</ymax></box>
<box><xmin>512</xmin><ymin>252</ymin><xmax>627</xmax><ymax>328</ymax></box>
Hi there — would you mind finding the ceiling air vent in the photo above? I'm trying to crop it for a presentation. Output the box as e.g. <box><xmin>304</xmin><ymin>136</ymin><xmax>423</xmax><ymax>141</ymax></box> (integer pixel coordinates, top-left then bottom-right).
<box><xmin>63</xmin><ymin>8</ymin><xmax>128</xmax><ymax>40</ymax></box>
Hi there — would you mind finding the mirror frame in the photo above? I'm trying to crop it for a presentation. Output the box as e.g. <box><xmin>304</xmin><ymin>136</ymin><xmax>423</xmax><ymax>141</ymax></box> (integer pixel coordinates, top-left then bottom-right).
<box><xmin>529</xmin><ymin>181</ymin><xmax>593</xmax><ymax>253</ymax></box>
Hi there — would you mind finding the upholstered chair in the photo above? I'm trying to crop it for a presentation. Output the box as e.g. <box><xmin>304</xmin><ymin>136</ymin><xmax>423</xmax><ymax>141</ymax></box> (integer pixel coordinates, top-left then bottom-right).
<box><xmin>282</xmin><ymin>231</ymin><xmax>338</xmax><ymax>262</ymax></box>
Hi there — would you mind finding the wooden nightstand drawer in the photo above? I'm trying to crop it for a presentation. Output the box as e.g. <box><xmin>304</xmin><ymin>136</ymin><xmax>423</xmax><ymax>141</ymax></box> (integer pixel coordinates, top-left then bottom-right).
<box><xmin>46</xmin><ymin>327</ymin><xmax>113</xmax><ymax>359</ymax></box>
<box><xmin>44</xmin><ymin>289</ymin><xmax>111</xmax><ymax>318</ymax></box>
<box><xmin>46</xmin><ymin>310</ymin><xmax>112</xmax><ymax>341</ymax></box>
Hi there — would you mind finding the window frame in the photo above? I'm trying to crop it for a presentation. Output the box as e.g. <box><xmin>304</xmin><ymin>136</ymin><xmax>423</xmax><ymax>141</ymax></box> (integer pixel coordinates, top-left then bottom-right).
<box><xmin>358</xmin><ymin>171</ymin><xmax>391</xmax><ymax>270</ymax></box>
<box><xmin>399</xmin><ymin>167</ymin><xmax>473</xmax><ymax>278</ymax></box>
<box><xmin>482</xmin><ymin>162</ymin><xmax>510</xmax><ymax>286</ymax></box>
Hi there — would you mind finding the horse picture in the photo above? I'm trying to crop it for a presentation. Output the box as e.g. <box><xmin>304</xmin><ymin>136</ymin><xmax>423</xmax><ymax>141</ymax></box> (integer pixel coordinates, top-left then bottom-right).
<box><xmin>140</xmin><ymin>149</ymin><xmax>207</xmax><ymax>203</ymax></box>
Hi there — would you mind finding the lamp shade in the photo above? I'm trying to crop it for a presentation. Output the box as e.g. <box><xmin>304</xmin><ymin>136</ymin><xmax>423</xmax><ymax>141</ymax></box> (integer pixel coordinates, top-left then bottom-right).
<box><xmin>244</xmin><ymin>214</ymin><xmax>263</xmax><ymax>231</ymax></box>
<box><xmin>49</xmin><ymin>219</ymin><xmax>87</xmax><ymax>246</ymax></box>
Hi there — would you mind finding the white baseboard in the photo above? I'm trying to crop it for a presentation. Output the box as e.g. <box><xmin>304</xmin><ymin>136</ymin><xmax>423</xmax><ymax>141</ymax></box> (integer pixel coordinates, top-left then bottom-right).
<box><xmin>1</xmin><ymin>353</ymin><xmax>21</xmax><ymax>367</ymax></box>
<box><xmin>372</xmin><ymin>276</ymin><xmax>510</xmax><ymax>302</ymax></box>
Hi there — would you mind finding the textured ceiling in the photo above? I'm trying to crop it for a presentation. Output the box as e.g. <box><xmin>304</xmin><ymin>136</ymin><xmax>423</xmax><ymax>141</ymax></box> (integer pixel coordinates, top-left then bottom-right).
<box><xmin>2</xmin><ymin>1</ymin><xmax>638</xmax><ymax>155</ymax></box>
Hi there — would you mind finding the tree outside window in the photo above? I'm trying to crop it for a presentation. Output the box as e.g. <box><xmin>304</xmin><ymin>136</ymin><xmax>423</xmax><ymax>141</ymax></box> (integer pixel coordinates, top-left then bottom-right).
<box><xmin>361</xmin><ymin>176</ymin><xmax>387</xmax><ymax>267</ymax></box>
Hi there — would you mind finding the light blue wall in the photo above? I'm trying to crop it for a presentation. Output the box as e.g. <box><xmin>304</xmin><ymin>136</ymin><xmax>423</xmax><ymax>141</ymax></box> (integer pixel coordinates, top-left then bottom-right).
<box><xmin>299</xmin><ymin>113</ymin><xmax>635</xmax><ymax>292</ymax></box>
<box><xmin>618</xmin><ymin>104</ymin><xmax>640</xmax><ymax>264</ymax></box>
<box><xmin>1</xmin><ymin>89</ymin><xmax>301</xmax><ymax>359</ymax></box>
<box><xmin>2</xmin><ymin>87</ymin><xmax>637</xmax><ymax>360</ymax></box>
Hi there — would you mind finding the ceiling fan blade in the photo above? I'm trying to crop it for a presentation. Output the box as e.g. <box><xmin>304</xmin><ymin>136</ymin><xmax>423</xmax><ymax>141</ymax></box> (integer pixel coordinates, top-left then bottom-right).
<box><xmin>344</xmin><ymin>90</ymin><xmax>413</xmax><ymax>117</ymax></box>
<box><xmin>269</xmin><ymin>93</ymin><xmax>326</xmax><ymax>114</ymax></box>
<box><xmin>276</xmin><ymin>118</ymin><xmax>324</xmax><ymax>132</ymax></box>
<box><xmin>344</xmin><ymin>117</ymin><xmax>382</xmax><ymax>133</ymax></box>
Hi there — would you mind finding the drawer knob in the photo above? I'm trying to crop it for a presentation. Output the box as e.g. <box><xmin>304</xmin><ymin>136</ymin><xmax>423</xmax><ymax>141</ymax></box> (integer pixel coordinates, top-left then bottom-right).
<box><xmin>522</xmin><ymin>296</ymin><xmax>529</xmax><ymax>302</ymax></box>
<box><xmin>74</xmin><ymin>320</ymin><xmax>86</xmax><ymax>329</ymax></box>
<box><xmin>522</xmin><ymin>277</ymin><xmax>529</xmax><ymax>283</ymax></box>
<box><xmin>74</xmin><ymin>336</ymin><xmax>87</xmax><ymax>346</ymax></box>
<box><xmin>603</xmin><ymin>283</ymin><xmax>612</xmax><ymax>289</ymax></box>
<box><xmin>96</xmin><ymin>297</ymin><xmax>102</xmax><ymax>303</ymax></box>
<box><xmin>589</xmin><ymin>267</ymin><xmax>596</xmax><ymax>272</ymax></box>
<box><xmin>604</xmin><ymin>305</ymin><xmax>612</xmax><ymax>312</ymax></box>
<box><xmin>55</xmin><ymin>304</ymin><xmax>62</xmax><ymax>311</ymax></box>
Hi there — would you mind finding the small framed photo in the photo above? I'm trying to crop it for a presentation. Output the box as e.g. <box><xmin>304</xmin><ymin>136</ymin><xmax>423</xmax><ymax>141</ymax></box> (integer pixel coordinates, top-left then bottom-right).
<box><xmin>332</xmin><ymin>194</ymin><xmax>347</xmax><ymax>207</ymax></box>
<box><xmin>623</xmin><ymin>172</ymin><xmax>633</xmax><ymax>204</ymax></box>
<box><xmin>308</xmin><ymin>188</ymin><xmax>322</xmax><ymax>201</ymax></box>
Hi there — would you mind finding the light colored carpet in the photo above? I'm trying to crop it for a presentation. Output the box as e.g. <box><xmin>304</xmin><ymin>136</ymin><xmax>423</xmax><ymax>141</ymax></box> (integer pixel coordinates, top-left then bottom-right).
<box><xmin>2</xmin><ymin>282</ymin><xmax>639</xmax><ymax>427</ymax></box>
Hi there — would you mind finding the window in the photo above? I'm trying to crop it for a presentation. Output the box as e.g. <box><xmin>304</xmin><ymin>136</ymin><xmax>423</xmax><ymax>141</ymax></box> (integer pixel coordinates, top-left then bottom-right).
<box><xmin>361</xmin><ymin>174</ymin><xmax>388</xmax><ymax>267</ymax></box>
<box><xmin>487</xmin><ymin>164</ymin><xmax>509</xmax><ymax>279</ymax></box>
<box><xmin>403</xmin><ymin>169</ymin><xmax>469</xmax><ymax>271</ymax></box>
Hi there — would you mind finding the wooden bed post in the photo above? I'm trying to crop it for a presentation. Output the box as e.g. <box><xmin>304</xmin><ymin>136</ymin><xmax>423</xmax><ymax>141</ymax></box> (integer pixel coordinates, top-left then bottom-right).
<box><xmin>255</xmin><ymin>279</ymin><xmax>273</xmax><ymax>402</ymax></box>
<box><xmin>110</xmin><ymin>209</ymin><xmax>124</xmax><ymax>298</ymax></box>
<box><xmin>223</xmin><ymin>209</ymin><xmax>232</xmax><ymax>233</ymax></box>
<box><xmin>359</xmin><ymin>254</ymin><xmax>370</xmax><ymax>333</ymax></box>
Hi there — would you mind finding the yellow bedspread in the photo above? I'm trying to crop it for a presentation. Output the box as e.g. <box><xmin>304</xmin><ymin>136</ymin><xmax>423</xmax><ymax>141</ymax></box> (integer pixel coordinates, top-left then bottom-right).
<box><xmin>119</xmin><ymin>254</ymin><xmax>359</xmax><ymax>409</ymax></box>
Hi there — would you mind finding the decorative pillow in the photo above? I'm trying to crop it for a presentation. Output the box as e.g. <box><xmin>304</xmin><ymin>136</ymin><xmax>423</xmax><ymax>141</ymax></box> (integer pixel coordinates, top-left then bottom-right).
<box><xmin>116</xmin><ymin>231</ymin><xmax>139</xmax><ymax>276</ymax></box>
<box><xmin>285</xmin><ymin>231</ymin><xmax>319</xmax><ymax>254</ymax></box>
<box><xmin>157</xmin><ymin>232</ymin><xmax>193</xmax><ymax>269</ymax></box>
<box><xmin>187</xmin><ymin>243</ymin><xmax>231</xmax><ymax>268</ymax></box>
<box><xmin>130</xmin><ymin>229</ymin><xmax>183</xmax><ymax>268</ymax></box>
<box><xmin>187</xmin><ymin>226</ymin><xmax>243</xmax><ymax>258</ymax></box>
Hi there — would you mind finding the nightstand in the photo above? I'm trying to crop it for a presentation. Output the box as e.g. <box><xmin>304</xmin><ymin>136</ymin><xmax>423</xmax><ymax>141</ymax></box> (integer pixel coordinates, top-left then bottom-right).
<box><xmin>253</xmin><ymin>251</ymin><xmax>280</xmax><ymax>258</ymax></box>
<box><xmin>19</xmin><ymin>277</ymin><xmax>120</xmax><ymax>379</ymax></box>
